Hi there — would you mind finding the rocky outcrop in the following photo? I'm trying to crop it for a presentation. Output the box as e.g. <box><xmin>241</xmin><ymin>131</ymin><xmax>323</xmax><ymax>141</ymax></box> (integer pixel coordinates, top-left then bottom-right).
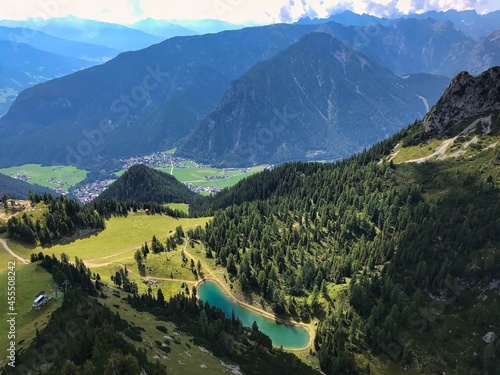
<box><xmin>424</xmin><ymin>66</ymin><xmax>500</xmax><ymax>133</ymax></box>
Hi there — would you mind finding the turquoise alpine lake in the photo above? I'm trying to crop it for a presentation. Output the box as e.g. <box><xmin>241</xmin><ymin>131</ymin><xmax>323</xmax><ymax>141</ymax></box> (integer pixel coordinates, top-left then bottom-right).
<box><xmin>197</xmin><ymin>280</ymin><xmax>310</xmax><ymax>349</ymax></box>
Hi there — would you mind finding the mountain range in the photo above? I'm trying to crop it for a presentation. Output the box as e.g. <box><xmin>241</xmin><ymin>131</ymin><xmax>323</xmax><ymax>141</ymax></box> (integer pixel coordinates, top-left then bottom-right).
<box><xmin>1</xmin><ymin>11</ymin><xmax>500</xmax><ymax>371</ymax></box>
<box><xmin>130</xmin><ymin>18</ymin><xmax>245</xmax><ymax>38</ymax></box>
<box><xmin>0</xmin><ymin>16</ymin><xmax>164</xmax><ymax>52</ymax></box>
<box><xmin>178</xmin><ymin>33</ymin><xmax>450</xmax><ymax>165</ymax></box>
<box><xmin>298</xmin><ymin>9</ymin><xmax>500</xmax><ymax>40</ymax></box>
<box><xmin>0</xmin><ymin>39</ymin><xmax>97</xmax><ymax>116</ymax></box>
<box><xmin>0</xmin><ymin>13</ymin><xmax>499</xmax><ymax>168</ymax></box>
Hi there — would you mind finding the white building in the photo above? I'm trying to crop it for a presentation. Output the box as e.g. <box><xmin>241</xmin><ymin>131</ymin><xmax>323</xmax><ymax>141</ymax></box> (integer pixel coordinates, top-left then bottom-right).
<box><xmin>32</xmin><ymin>291</ymin><xmax>48</xmax><ymax>309</ymax></box>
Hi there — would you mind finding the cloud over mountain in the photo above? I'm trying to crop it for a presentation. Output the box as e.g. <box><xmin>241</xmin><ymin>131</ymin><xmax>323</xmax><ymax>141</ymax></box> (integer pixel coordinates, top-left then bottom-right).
<box><xmin>1</xmin><ymin>0</ymin><xmax>498</xmax><ymax>25</ymax></box>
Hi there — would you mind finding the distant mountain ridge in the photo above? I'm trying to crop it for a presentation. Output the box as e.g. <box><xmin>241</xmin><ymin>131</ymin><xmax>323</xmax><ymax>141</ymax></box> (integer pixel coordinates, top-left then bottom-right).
<box><xmin>130</xmin><ymin>18</ymin><xmax>244</xmax><ymax>37</ymax></box>
<box><xmin>0</xmin><ymin>39</ymin><xmax>95</xmax><ymax>116</ymax></box>
<box><xmin>298</xmin><ymin>9</ymin><xmax>500</xmax><ymax>39</ymax></box>
<box><xmin>0</xmin><ymin>17</ymin><xmax>499</xmax><ymax>168</ymax></box>
<box><xmin>0</xmin><ymin>26</ymin><xmax>119</xmax><ymax>62</ymax></box>
<box><xmin>177</xmin><ymin>33</ymin><xmax>450</xmax><ymax>166</ymax></box>
<box><xmin>0</xmin><ymin>23</ymin><xmax>318</xmax><ymax>167</ymax></box>
<box><xmin>0</xmin><ymin>16</ymin><xmax>163</xmax><ymax>51</ymax></box>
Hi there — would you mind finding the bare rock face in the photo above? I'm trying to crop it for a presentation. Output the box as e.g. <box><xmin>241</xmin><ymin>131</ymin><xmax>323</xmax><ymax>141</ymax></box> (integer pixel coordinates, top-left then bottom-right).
<box><xmin>424</xmin><ymin>66</ymin><xmax>500</xmax><ymax>133</ymax></box>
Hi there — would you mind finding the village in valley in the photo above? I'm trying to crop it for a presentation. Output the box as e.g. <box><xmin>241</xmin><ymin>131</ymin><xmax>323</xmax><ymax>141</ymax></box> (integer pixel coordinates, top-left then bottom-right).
<box><xmin>4</xmin><ymin>152</ymin><xmax>268</xmax><ymax>203</ymax></box>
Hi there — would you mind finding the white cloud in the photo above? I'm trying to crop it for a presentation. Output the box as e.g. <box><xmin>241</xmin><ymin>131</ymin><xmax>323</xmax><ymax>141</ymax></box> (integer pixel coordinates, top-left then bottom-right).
<box><xmin>0</xmin><ymin>0</ymin><xmax>142</xmax><ymax>23</ymax></box>
<box><xmin>0</xmin><ymin>0</ymin><xmax>498</xmax><ymax>24</ymax></box>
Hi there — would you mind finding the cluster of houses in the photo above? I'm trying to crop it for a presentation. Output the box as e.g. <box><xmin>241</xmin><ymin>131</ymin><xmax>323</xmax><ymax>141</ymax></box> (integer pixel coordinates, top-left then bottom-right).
<box><xmin>120</xmin><ymin>152</ymin><xmax>192</xmax><ymax>170</ymax></box>
<box><xmin>185</xmin><ymin>183</ymin><xmax>223</xmax><ymax>194</ymax></box>
<box><xmin>72</xmin><ymin>179</ymin><xmax>115</xmax><ymax>204</ymax></box>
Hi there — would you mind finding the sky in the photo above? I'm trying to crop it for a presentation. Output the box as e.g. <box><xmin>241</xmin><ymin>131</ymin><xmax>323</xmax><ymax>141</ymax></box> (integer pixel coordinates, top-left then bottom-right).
<box><xmin>1</xmin><ymin>0</ymin><xmax>500</xmax><ymax>25</ymax></box>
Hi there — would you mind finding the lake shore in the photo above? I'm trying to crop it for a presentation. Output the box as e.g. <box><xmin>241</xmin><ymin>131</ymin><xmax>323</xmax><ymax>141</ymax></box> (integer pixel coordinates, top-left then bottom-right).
<box><xmin>195</xmin><ymin>277</ymin><xmax>314</xmax><ymax>351</ymax></box>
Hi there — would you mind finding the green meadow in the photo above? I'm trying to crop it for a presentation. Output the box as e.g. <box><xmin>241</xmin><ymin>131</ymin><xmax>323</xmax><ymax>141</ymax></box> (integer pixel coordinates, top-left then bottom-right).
<box><xmin>115</xmin><ymin>162</ymin><xmax>266</xmax><ymax>189</ymax></box>
<box><xmin>0</xmin><ymin>245</ymin><xmax>63</xmax><ymax>358</ymax></box>
<box><xmin>0</xmin><ymin>164</ymin><xmax>87</xmax><ymax>190</ymax></box>
<box><xmin>9</xmin><ymin>212</ymin><xmax>209</xmax><ymax>261</ymax></box>
<box><xmin>0</xmin><ymin>212</ymin><xmax>210</xmax><ymax>366</ymax></box>
<box><xmin>160</xmin><ymin>164</ymin><xmax>266</xmax><ymax>188</ymax></box>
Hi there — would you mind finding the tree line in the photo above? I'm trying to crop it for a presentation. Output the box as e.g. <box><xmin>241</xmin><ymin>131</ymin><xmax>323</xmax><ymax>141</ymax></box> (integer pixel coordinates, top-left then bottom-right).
<box><xmin>7</xmin><ymin>193</ymin><xmax>105</xmax><ymax>246</ymax></box>
<box><xmin>187</xmin><ymin>121</ymin><xmax>500</xmax><ymax>373</ymax></box>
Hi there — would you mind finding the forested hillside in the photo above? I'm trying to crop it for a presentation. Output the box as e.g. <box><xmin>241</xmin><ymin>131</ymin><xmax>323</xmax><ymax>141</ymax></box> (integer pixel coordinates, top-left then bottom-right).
<box><xmin>189</xmin><ymin>118</ymin><xmax>500</xmax><ymax>373</ymax></box>
<box><xmin>6</xmin><ymin>193</ymin><xmax>105</xmax><ymax>246</ymax></box>
<box><xmin>96</xmin><ymin>164</ymin><xmax>195</xmax><ymax>204</ymax></box>
<box><xmin>0</xmin><ymin>173</ymin><xmax>57</xmax><ymax>199</ymax></box>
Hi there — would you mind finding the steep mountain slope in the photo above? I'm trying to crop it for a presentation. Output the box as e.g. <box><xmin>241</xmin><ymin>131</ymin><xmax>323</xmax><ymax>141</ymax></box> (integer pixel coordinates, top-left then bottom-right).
<box><xmin>189</xmin><ymin>67</ymin><xmax>500</xmax><ymax>373</ymax></box>
<box><xmin>0</xmin><ymin>40</ymin><xmax>94</xmax><ymax>116</ymax></box>
<box><xmin>459</xmin><ymin>31</ymin><xmax>500</xmax><ymax>80</ymax></box>
<box><xmin>96</xmin><ymin>164</ymin><xmax>195</xmax><ymax>203</ymax></box>
<box><xmin>321</xmin><ymin>18</ymin><xmax>473</xmax><ymax>77</ymax></box>
<box><xmin>424</xmin><ymin>66</ymin><xmax>500</xmax><ymax>133</ymax></box>
<box><xmin>0</xmin><ymin>23</ymin><xmax>318</xmax><ymax>167</ymax></box>
<box><xmin>1</xmin><ymin>19</ymin><xmax>497</xmax><ymax>168</ymax></box>
<box><xmin>178</xmin><ymin>33</ymin><xmax>450</xmax><ymax>166</ymax></box>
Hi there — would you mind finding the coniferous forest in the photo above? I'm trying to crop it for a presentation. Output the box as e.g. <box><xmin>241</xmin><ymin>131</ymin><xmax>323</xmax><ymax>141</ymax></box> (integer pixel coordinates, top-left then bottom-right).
<box><xmin>188</xmin><ymin>121</ymin><xmax>500</xmax><ymax>373</ymax></box>
<box><xmin>3</xmin><ymin>118</ymin><xmax>500</xmax><ymax>374</ymax></box>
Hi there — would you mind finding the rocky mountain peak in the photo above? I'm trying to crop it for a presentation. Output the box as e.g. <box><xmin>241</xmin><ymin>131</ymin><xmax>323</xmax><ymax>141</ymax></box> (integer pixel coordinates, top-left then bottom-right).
<box><xmin>424</xmin><ymin>66</ymin><xmax>500</xmax><ymax>133</ymax></box>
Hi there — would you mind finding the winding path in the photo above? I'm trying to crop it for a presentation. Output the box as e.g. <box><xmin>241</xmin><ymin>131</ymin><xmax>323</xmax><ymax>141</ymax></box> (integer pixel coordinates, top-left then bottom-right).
<box><xmin>0</xmin><ymin>238</ymin><xmax>29</xmax><ymax>264</ymax></box>
<box><xmin>405</xmin><ymin>138</ymin><xmax>455</xmax><ymax>164</ymax></box>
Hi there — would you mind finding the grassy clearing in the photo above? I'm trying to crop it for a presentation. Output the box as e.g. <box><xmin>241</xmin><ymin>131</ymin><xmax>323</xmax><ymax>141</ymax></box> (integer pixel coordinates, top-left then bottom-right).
<box><xmin>162</xmin><ymin>147</ymin><xmax>177</xmax><ymax>154</ymax></box>
<box><xmin>167</xmin><ymin>165</ymin><xmax>266</xmax><ymax>187</ymax></box>
<box><xmin>0</xmin><ymin>164</ymin><xmax>87</xmax><ymax>189</ymax></box>
<box><xmin>9</xmin><ymin>212</ymin><xmax>209</xmax><ymax>261</ymax></box>
<box><xmin>165</xmin><ymin>203</ymin><xmax>189</xmax><ymax>214</ymax></box>
<box><xmin>392</xmin><ymin>140</ymin><xmax>443</xmax><ymax>163</ymax></box>
<box><xmin>6</xmin><ymin>212</ymin><xmax>209</xmax><ymax>303</ymax></box>
<box><xmin>0</xmin><ymin>247</ymin><xmax>63</xmax><ymax>358</ymax></box>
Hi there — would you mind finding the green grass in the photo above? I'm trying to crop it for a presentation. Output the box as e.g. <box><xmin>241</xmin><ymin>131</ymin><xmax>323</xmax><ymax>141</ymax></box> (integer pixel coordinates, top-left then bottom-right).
<box><xmin>0</xmin><ymin>212</ymin><xmax>210</xmax><ymax>369</ymax></box>
<box><xmin>0</xmin><ymin>247</ymin><xmax>63</xmax><ymax>357</ymax></box>
<box><xmin>158</xmin><ymin>165</ymin><xmax>266</xmax><ymax>188</ymax></box>
<box><xmin>164</xmin><ymin>203</ymin><xmax>189</xmax><ymax>214</ymax></box>
<box><xmin>8</xmin><ymin>212</ymin><xmax>209</xmax><ymax>261</ymax></box>
<box><xmin>114</xmin><ymin>163</ymin><xmax>265</xmax><ymax>190</ymax></box>
<box><xmin>162</xmin><ymin>147</ymin><xmax>177</xmax><ymax>154</ymax></box>
<box><xmin>0</xmin><ymin>164</ymin><xmax>87</xmax><ymax>190</ymax></box>
<box><xmin>392</xmin><ymin>140</ymin><xmax>443</xmax><ymax>163</ymax></box>
<box><xmin>5</xmin><ymin>212</ymin><xmax>209</xmax><ymax>304</ymax></box>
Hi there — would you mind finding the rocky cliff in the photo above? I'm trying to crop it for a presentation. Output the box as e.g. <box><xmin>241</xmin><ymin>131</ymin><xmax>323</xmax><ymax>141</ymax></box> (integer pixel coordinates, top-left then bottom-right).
<box><xmin>424</xmin><ymin>66</ymin><xmax>500</xmax><ymax>133</ymax></box>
